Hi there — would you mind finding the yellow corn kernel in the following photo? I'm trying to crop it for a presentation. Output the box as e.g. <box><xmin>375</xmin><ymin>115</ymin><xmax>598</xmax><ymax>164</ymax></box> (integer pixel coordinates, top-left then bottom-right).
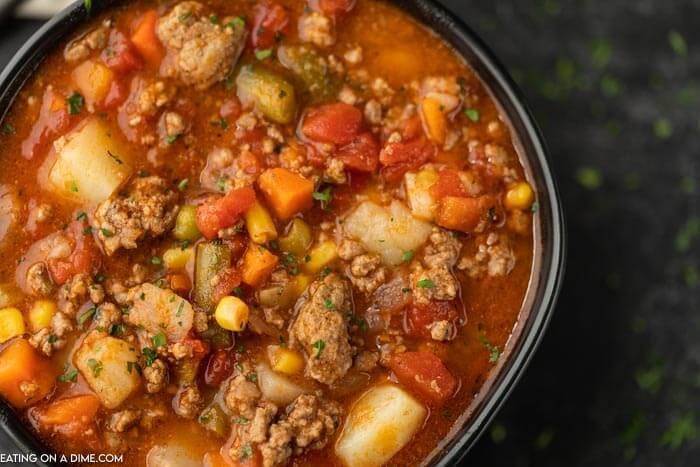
<box><xmin>302</xmin><ymin>241</ymin><xmax>338</xmax><ymax>274</ymax></box>
<box><xmin>28</xmin><ymin>300</ymin><xmax>56</xmax><ymax>332</ymax></box>
<box><xmin>268</xmin><ymin>345</ymin><xmax>304</xmax><ymax>375</ymax></box>
<box><xmin>214</xmin><ymin>296</ymin><xmax>249</xmax><ymax>332</ymax></box>
<box><xmin>245</xmin><ymin>201</ymin><xmax>278</xmax><ymax>244</ymax></box>
<box><xmin>163</xmin><ymin>246</ymin><xmax>194</xmax><ymax>270</ymax></box>
<box><xmin>0</xmin><ymin>307</ymin><xmax>25</xmax><ymax>343</ymax></box>
<box><xmin>293</xmin><ymin>274</ymin><xmax>312</xmax><ymax>297</ymax></box>
<box><xmin>505</xmin><ymin>181</ymin><xmax>535</xmax><ymax>211</ymax></box>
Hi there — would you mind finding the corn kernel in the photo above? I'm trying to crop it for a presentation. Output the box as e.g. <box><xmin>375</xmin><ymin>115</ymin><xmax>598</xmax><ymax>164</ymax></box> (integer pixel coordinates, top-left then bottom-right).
<box><xmin>214</xmin><ymin>296</ymin><xmax>249</xmax><ymax>332</ymax></box>
<box><xmin>28</xmin><ymin>300</ymin><xmax>56</xmax><ymax>332</ymax></box>
<box><xmin>293</xmin><ymin>274</ymin><xmax>313</xmax><ymax>297</ymax></box>
<box><xmin>0</xmin><ymin>307</ymin><xmax>25</xmax><ymax>343</ymax></box>
<box><xmin>245</xmin><ymin>201</ymin><xmax>278</xmax><ymax>244</ymax></box>
<box><xmin>163</xmin><ymin>246</ymin><xmax>194</xmax><ymax>270</ymax></box>
<box><xmin>505</xmin><ymin>181</ymin><xmax>535</xmax><ymax>211</ymax></box>
<box><xmin>173</xmin><ymin>205</ymin><xmax>201</xmax><ymax>241</ymax></box>
<box><xmin>303</xmin><ymin>241</ymin><xmax>338</xmax><ymax>274</ymax></box>
<box><xmin>267</xmin><ymin>345</ymin><xmax>304</xmax><ymax>375</ymax></box>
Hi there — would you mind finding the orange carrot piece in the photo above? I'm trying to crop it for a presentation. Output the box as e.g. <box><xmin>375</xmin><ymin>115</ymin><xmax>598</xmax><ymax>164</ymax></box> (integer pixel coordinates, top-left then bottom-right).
<box><xmin>39</xmin><ymin>394</ymin><xmax>101</xmax><ymax>426</ymax></box>
<box><xmin>258</xmin><ymin>168</ymin><xmax>314</xmax><ymax>221</ymax></box>
<box><xmin>130</xmin><ymin>9</ymin><xmax>163</xmax><ymax>66</ymax></box>
<box><xmin>241</xmin><ymin>245</ymin><xmax>279</xmax><ymax>287</ymax></box>
<box><xmin>0</xmin><ymin>339</ymin><xmax>55</xmax><ymax>408</ymax></box>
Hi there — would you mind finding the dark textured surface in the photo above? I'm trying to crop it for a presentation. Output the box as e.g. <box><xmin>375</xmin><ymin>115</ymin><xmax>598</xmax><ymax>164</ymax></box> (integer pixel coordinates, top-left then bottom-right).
<box><xmin>0</xmin><ymin>1</ymin><xmax>697</xmax><ymax>466</ymax></box>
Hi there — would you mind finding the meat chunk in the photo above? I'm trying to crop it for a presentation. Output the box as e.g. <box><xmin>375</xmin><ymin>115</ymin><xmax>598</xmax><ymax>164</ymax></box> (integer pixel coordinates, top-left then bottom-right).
<box><xmin>290</xmin><ymin>274</ymin><xmax>353</xmax><ymax>385</ymax></box>
<box><xmin>64</xmin><ymin>25</ymin><xmax>108</xmax><ymax>63</ymax></box>
<box><xmin>337</xmin><ymin>240</ymin><xmax>387</xmax><ymax>295</ymax></box>
<box><xmin>230</xmin><ymin>395</ymin><xmax>342</xmax><ymax>467</ymax></box>
<box><xmin>411</xmin><ymin>228</ymin><xmax>461</xmax><ymax>305</ymax></box>
<box><xmin>143</xmin><ymin>359</ymin><xmax>168</xmax><ymax>394</ymax></box>
<box><xmin>157</xmin><ymin>2</ymin><xmax>246</xmax><ymax>89</ymax></box>
<box><xmin>225</xmin><ymin>374</ymin><xmax>262</xmax><ymax>420</ymax></box>
<box><xmin>57</xmin><ymin>272</ymin><xmax>104</xmax><ymax>317</ymax></box>
<box><xmin>94</xmin><ymin>302</ymin><xmax>121</xmax><ymax>330</ymax></box>
<box><xmin>26</xmin><ymin>263</ymin><xmax>55</xmax><ymax>297</ymax></box>
<box><xmin>93</xmin><ymin>176</ymin><xmax>179</xmax><ymax>255</ymax></box>
<box><xmin>173</xmin><ymin>385</ymin><xmax>202</xmax><ymax>419</ymax></box>
<box><xmin>107</xmin><ymin>409</ymin><xmax>141</xmax><ymax>433</ymax></box>
<box><xmin>28</xmin><ymin>311</ymin><xmax>73</xmax><ymax>357</ymax></box>
<box><xmin>298</xmin><ymin>12</ymin><xmax>334</xmax><ymax>48</ymax></box>
<box><xmin>458</xmin><ymin>232</ymin><xmax>515</xmax><ymax>278</ymax></box>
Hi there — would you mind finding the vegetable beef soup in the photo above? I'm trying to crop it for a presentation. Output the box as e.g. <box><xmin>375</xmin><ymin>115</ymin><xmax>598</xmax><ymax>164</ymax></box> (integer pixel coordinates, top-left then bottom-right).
<box><xmin>0</xmin><ymin>0</ymin><xmax>536</xmax><ymax>465</ymax></box>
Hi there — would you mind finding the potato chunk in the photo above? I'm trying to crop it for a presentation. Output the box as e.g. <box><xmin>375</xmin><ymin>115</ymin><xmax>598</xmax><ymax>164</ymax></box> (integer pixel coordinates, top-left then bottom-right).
<box><xmin>344</xmin><ymin>201</ymin><xmax>432</xmax><ymax>265</ymax></box>
<box><xmin>126</xmin><ymin>283</ymin><xmax>194</xmax><ymax>342</ymax></box>
<box><xmin>48</xmin><ymin>117</ymin><xmax>132</xmax><ymax>204</ymax></box>
<box><xmin>74</xmin><ymin>332</ymin><xmax>141</xmax><ymax>409</ymax></box>
<box><xmin>335</xmin><ymin>385</ymin><xmax>427</xmax><ymax>467</ymax></box>
<box><xmin>256</xmin><ymin>364</ymin><xmax>308</xmax><ymax>406</ymax></box>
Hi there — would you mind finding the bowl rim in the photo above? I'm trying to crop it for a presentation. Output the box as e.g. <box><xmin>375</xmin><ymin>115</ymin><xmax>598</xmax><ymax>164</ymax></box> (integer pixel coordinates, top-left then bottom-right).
<box><xmin>0</xmin><ymin>0</ymin><xmax>566</xmax><ymax>465</ymax></box>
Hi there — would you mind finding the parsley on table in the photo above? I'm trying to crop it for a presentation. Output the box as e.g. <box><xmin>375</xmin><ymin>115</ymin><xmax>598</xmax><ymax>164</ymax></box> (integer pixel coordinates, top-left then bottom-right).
<box><xmin>668</xmin><ymin>30</ymin><xmax>688</xmax><ymax>57</ymax></box>
<box><xmin>575</xmin><ymin>167</ymin><xmax>602</xmax><ymax>190</ymax></box>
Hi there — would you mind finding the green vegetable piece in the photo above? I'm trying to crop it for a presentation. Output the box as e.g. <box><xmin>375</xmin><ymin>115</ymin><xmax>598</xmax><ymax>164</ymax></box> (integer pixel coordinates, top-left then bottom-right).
<box><xmin>194</xmin><ymin>242</ymin><xmax>232</xmax><ymax>313</ymax></box>
<box><xmin>277</xmin><ymin>45</ymin><xmax>340</xmax><ymax>104</ymax></box>
<box><xmin>198</xmin><ymin>403</ymin><xmax>230</xmax><ymax>437</ymax></box>
<box><xmin>200</xmin><ymin>322</ymin><xmax>233</xmax><ymax>349</ymax></box>
<box><xmin>173</xmin><ymin>205</ymin><xmax>202</xmax><ymax>241</ymax></box>
<box><xmin>278</xmin><ymin>218</ymin><xmax>312</xmax><ymax>257</ymax></box>
<box><xmin>236</xmin><ymin>65</ymin><xmax>297</xmax><ymax>124</ymax></box>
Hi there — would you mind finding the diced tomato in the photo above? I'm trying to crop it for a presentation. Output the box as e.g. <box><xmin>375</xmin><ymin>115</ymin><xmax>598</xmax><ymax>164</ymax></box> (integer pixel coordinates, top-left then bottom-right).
<box><xmin>316</xmin><ymin>0</ymin><xmax>356</xmax><ymax>17</ymax></box>
<box><xmin>196</xmin><ymin>187</ymin><xmax>257</xmax><ymax>240</ymax></box>
<box><xmin>212</xmin><ymin>267</ymin><xmax>242</xmax><ymax>304</ymax></box>
<box><xmin>390</xmin><ymin>351</ymin><xmax>458</xmax><ymax>406</ymax></box>
<box><xmin>204</xmin><ymin>349</ymin><xmax>235</xmax><ymax>387</ymax></box>
<box><xmin>402</xmin><ymin>115</ymin><xmax>423</xmax><ymax>141</ymax></box>
<box><xmin>431</xmin><ymin>169</ymin><xmax>467</xmax><ymax>199</ymax></box>
<box><xmin>102</xmin><ymin>78</ymin><xmax>128</xmax><ymax>109</ymax></box>
<box><xmin>379</xmin><ymin>138</ymin><xmax>436</xmax><ymax>182</ymax></box>
<box><xmin>101</xmin><ymin>30</ymin><xmax>143</xmax><ymax>74</ymax></box>
<box><xmin>238</xmin><ymin>128</ymin><xmax>267</xmax><ymax>158</ymax></box>
<box><xmin>336</xmin><ymin>132</ymin><xmax>379</xmax><ymax>172</ymax></box>
<box><xmin>21</xmin><ymin>88</ymin><xmax>72</xmax><ymax>160</ymax></box>
<box><xmin>302</xmin><ymin>103</ymin><xmax>363</xmax><ymax>146</ymax></box>
<box><xmin>183</xmin><ymin>336</ymin><xmax>211</xmax><ymax>359</ymax></box>
<box><xmin>47</xmin><ymin>221</ymin><xmax>99</xmax><ymax>285</ymax></box>
<box><xmin>404</xmin><ymin>301</ymin><xmax>458</xmax><ymax>339</ymax></box>
<box><xmin>251</xmin><ymin>2</ymin><xmax>290</xmax><ymax>49</ymax></box>
<box><xmin>221</xmin><ymin>98</ymin><xmax>242</xmax><ymax>119</ymax></box>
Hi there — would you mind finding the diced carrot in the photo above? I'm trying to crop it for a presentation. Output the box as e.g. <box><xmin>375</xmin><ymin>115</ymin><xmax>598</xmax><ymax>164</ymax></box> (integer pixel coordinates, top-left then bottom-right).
<box><xmin>196</xmin><ymin>187</ymin><xmax>257</xmax><ymax>240</ymax></box>
<box><xmin>241</xmin><ymin>245</ymin><xmax>279</xmax><ymax>287</ymax></box>
<box><xmin>0</xmin><ymin>339</ymin><xmax>55</xmax><ymax>408</ymax></box>
<box><xmin>435</xmin><ymin>195</ymin><xmax>497</xmax><ymax>233</ymax></box>
<box><xmin>302</xmin><ymin>103</ymin><xmax>363</xmax><ymax>146</ymax></box>
<box><xmin>258</xmin><ymin>168</ymin><xmax>314</xmax><ymax>221</ymax></box>
<box><xmin>130</xmin><ymin>10</ymin><xmax>164</xmax><ymax>66</ymax></box>
<box><xmin>390</xmin><ymin>351</ymin><xmax>457</xmax><ymax>407</ymax></box>
<box><xmin>420</xmin><ymin>97</ymin><xmax>447</xmax><ymax>144</ymax></box>
<box><xmin>39</xmin><ymin>394</ymin><xmax>101</xmax><ymax>426</ymax></box>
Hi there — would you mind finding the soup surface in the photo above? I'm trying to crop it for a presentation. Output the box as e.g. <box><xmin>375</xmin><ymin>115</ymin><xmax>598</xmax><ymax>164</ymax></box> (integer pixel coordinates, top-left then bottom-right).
<box><xmin>0</xmin><ymin>0</ymin><xmax>536</xmax><ymax>465</ymax></box>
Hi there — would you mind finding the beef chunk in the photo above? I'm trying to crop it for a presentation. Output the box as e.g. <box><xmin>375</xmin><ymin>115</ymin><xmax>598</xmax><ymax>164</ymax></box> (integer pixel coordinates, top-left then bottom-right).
<box><xmin>290</xmin><ymin>274</ymin><xmax>353</xmax><ymax>385</ymax></box>
<box><xmin>93</xmin><ymin>176</ymin><xmax>179</xmax><ymax>256</ymax></box>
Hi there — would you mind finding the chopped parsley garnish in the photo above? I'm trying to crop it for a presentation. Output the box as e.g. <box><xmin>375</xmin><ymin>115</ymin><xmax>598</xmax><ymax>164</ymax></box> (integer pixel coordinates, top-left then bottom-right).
<box><xmin>78</xmin><ymin>307</ymin><xmax>97</xmax><ymax>326</ymax></box>
<box><xmin>151</xmin><ymin>256</ymin><xmax>162</xmax><ymax>265</ymax></box>
<box><xmin>143</xmin><ymin>348</ymin><xmax>157</xmax><ymax>366</ymax></box>
<box><xmin>240</xmin><ymin>444</ymin><xmax>253</xmax><ymax>461</ymax></box>
<box><xmin>323</xmin><ymin>298</ymin><xmax>335</xmax><ymax>310</ymax></box>
<box><xmin>86</xmin><ymin>358</ymin><xmax>103</xmax><ymax>377</ymax></box>
<box><xmin>47</xmin><ymin>334</ymin><xmax>58</xmax><ymax>344</ymax></box>
<box><xmin>653</xmin><ymin>117</ymin><xmax>673</xmax><ymax>139</ymax></box>
<box><xmin>320</xmin><ymin>266</ymin><xmax>332</xmax><ymax>278</ymax></box>
<box><xmin>304</xmin><ymin>254</ymin><xmax>311</xmax><ymax>263</ymax></box>
<box><xmin>236</xmin><ymin>344</ymin><xmax>246</xmax><ymax>353</ymax></box>
<box><xmin>479</xmin><ymin>335</ymin><xmax>501</xmax><ymax>363</ymax></box>
<box><xmin>107</xmin><ymin>150</ymin><xmax>123</xmax><ymax>164</ymax></box>
<box><xmin>126</xmin><ymin>361</ymin><xmax>141</xmax><ymax>375</ymax></box>
<box><xmin>402</xmin><ymin>250</ymin><xmax>415</xmax><ymax>263</ymax></box>
<box><xmin>247</xmin><ymin>372</ymin><xmax>258</xmax><ymax>383</ymax></box>
<box><xmin>1</xmin><ymin>123</ymin><xmax>15</xmax><ymax>135</ymax></box>
<box><xmin>58</xmin><ymin>365</ymin><xmax>78</xmax><ymax>382</ymax></box>
<box><xmin>255</xmin><ymin>48</ymin><xmax>273</xmax><ymax>60</ymax></box>
<box><xmin>67</xmin><ymin>92</ymin><xmax>84</xmax><ymax>115</ymax></box>
<box><xmin>348</xmin><ymin>314</ymin><xmax>368</xmax><ymax>331</ymax></box>
<box><xmin>177</xmin><ymin>178</ymin><xmax>189</xmax><ymax>191</ymax></box>
<box><xmin>233</xmin><ymin>417</ymin><xmax>250</xmax><ymax>425</ymax></box>
<box><xmin>109</xmin><ymin>323</ymin><xmax>124</xmax><ymax>336</ymax></box>
<box><xmin>152</xmin><ymin>332</ymin><xmax>167</xmax><ymax>349</ymax></box>
<box><xmin>70</xmin><ymin>181</ymin><xmax>79</xmax><ymax>193</ymax></box>
<box><xmin>76</xmin><ymin>211</ymin><xmax>87</xmax><ymax>221</ymax></box>
<box><xmin>401</xmin><ymin>287</ymin><xmax>411</xmax><ymax>293</ymax></box>
<box><xmin>232</xmin><ymin>286</ymin><xmax>244</xmax><ymax>297</ymax></box>
<box><xmin>100</xmin><ymin>228</ymin><xmax>114</xmax><ymax>237</ymax></box>
<box><xmin>312</xmin><ymin>339</ymin><xmax>326</xmax><ymax>359</ymax></box>
<box><xmin>176</xmin><ymin>301</ymin><xmax>185</xmax><ymax>317</ymax></box>
<box><xmin>416</xmin><ymin>279</ymin><xmax>435</xmax><ymax>289</ymax></box>
<box><xmin>94</xmin><ymin>274</ymin><xmax>106</xmax><ymax>283</ymax></box>
<box><xmin>165</xmin><ymin>134</ymin><xmax>179</xmax><ymax>144</ymax></box>
<box><xmin>226</xmin><ymin>16</ymin><xmax>246</xmax><ymax>29</ymax></box>
<box><xmin>209</xmin><ymin>14</ymin><xmax>219</xmax><ymax>24</ymax></box>
<box><xmin>211</xmin><ymin>117</ymin><xmax>228</xmax><ymax>130</ymax></box>
<box><xmin>464</xmin><ymin>108</ymin><xmax>480</xmax><ymax>122</ymax></box>
<box><xmin>312</xmin><ymin>187</ymin><xmax>333</xmax><ymax>209</ymax></box>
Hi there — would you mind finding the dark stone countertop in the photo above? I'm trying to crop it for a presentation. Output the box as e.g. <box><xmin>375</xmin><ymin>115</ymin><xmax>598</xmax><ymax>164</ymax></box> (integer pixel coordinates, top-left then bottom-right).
<box><xmin>1</xmin><ymin>1</ymin><xmax>699</xmax><ymax>466</ymax></box>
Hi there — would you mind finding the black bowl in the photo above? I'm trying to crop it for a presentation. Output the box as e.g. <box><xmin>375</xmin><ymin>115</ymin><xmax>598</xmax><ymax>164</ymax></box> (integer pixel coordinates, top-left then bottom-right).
<box><xmin>0</xmin><ymin>0</ymin><xmax>566</xmax><ymax>465</ymax></box>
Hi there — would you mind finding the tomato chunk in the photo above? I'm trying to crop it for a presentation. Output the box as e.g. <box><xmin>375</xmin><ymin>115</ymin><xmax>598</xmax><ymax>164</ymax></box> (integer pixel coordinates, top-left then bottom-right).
<box><xmin>252</xmin><ymin>2</ymin><xmax>290</xmax><ymax>49</ymax></box>
<box><xmin>390</xmin><ymin>351</ymin><xmax>457</xmax><ymax>406</ymax></box>
<box><xmin>317</xmin><ymin>0</ymin><xmax>356</xmax><ymax>17</ymax></box>
<box><xmin>205</xmin><ymin>348</ymin><xmax>234</xmax><ymax>387</ymax></box>
<box><xmin>21</xmin><ymin>88</ymin><xmax>72</xmax><ymax>160</ymax></box>
<box><xmin>47</xmin><ymin>221</ymin><xmax>99</xmax><ymax>285</ymax></box>
<box><xmin>431</xmin><ymin>169</ymin><xmax>467</xmax><ymax>199</ymax></box>
<box><xmin>211</xmin><ymin>267</ymin><xmax>242</xmax><ymax>304</ymax></box>
<box><xmin>102</xmin><ymin>78</ymin><xmax>128</xmax><ymax>109</ymax></box>
<box><xmin>336</xmin><ymin>132</ymin><xmax>379</xmax><ymax>172</ymax></box>
<box><xmin>404</xmin><ymin>301</ymin><xmax>458</xmax><ymax>339</ymax></box>
<box><xmin>379</xmin><ymin>138</ymin><xmax>435</xmax><ymax>182</ymax></box>
<box><xmin>101</xmin><ymin>30</ymin><xmax>143</xmax><ymax>73</ymax></box>
<box><xmin>302</xmin><ymin>103</ymin><xmax>363</xmax><ymax>146</ymax></box>
<box><xmin>196</xmin><ymin>187</ymin><xmax>257</xmax><ymax>240</ymax></box>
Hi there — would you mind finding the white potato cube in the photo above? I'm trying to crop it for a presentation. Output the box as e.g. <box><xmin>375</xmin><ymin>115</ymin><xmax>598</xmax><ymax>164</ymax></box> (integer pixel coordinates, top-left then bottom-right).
<box><xmin>256</xmin><ymin>364</ymin><xmax>307</xmax><ymax>406</ymax></box>
<box><xmin>127</xmin><ymin>284</ymin><xmax>194</xmax><ymax>343</ymax></box>
<box><xmin>404</xmin><ymin>169</ymin><xmax>438</xmax><ymax>221</ymax></box>
<box><xmin>146</xmin><ymin>445</ymin><xmax>199</xmax><ymax>467</ymax></box>
<box><xmin>335</xmin><ymin>385</ymin><xmax>427</xmax><ymax>467</ymax></box>
<box><xmin>74</xmin><ymin>332</ymin><xmax>141</xmax><ymax>409</ymax></box>
<box><xmin>344</xmin><ymin>201</ymin><xmax>432</xmax><ymax>265</ymax></box>
<box><xmin>48</xmin><ymin>117</ymin><xmax>132</xmax><ymax>204</ymax></box>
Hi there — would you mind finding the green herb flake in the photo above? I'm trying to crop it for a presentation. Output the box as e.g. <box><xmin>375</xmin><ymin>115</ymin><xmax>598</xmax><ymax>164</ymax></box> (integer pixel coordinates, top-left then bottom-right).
<box><xmin>312</xmin><ymin>339</ymin><xmax>326</xmax><ymax>359</ymax></box>
<box><xmin>76</xmin><ymin>211</ymin><xmax>87</xmax><ymax>221</ymax></box>
<box><xmin>83</xmin><ymin>0</ymin><xmax>92</xmax><ymax>13</ymax></box>
<box><xmin>575</xmin><ymin>167</ymin><xmax>602</xmax><ymax>190</ymax></box>
<box><xmin>654</xmin><ymin>117</ymin><xmax>673</xmax><ymax>139</ymax></box>
<box><xmin>534</xmin><ymin>427</ymin><xmax>555</xmax><ymax>450</ymax></box>
<box><xmin>323</xmin><ymin>298</ymin><xmax>335</xmax><ymax>310</ymax></box>
<box><xmin>479</xmin><ymin>335</ymin><xmax>501</xmax><ymax>363</ymax></box>
<box><xmin>464</xmin><ymin>108</ymin><xmax>480</xmax><ymax>122</ymax></box>
<box><xmin>660</xmin><ymin>413</ymin><xmax>697</xmax><ymax>450</ymax></box>
<box><xmin>100</xmin><ymin>228</ymin><xmax>114</xmax><ymax>237</ymax></box>
<box><xmin>312</xmin><ymin>187</ymin><xmax>333</xmax><ymax>209</ymax></box>
<box><xmin>143</xmin><ymin>348</ymin><xmax>157</xmax><ymax>367</ymax></box>
<box><xmin>209</xmin><ymin>14</ymin><xmax>219</xmax><ymax>24</ymax></box>
<box><xmin>490</xmin><ymin>423</ymin><xmax>507</xmax><ymax>444</ymax></box>
<box><xmin>668</xmin><ymin>30</ymin><xmax>688</xmax><ymax>57</ymax></box>
<box><xmin>70</xmin><ymin>181</ymin><xmax>79</xmax><ymax>193</ymax></box>
<box><xmin>416</xmin><ymin>279</ymin><xmax>435</xmax><ymax>289</ymax></box>
<box><xmin>86</xmin><ymin>358</ymin><xmax>103</xmax><ymax>377</ymax></box>
<box><xmin>1</xmin><ymin>123</ymin><xmax>16</xmax><ymax>135</ymax></box>
<box><xmin>240</xmin><ymin>444</ymin><xmax>253</xmax><ymax>461</ymax></box>
<box><xmin>109</xmin><ymin>323</ymin><xmax>125</xmax><ymax>336</ymax></box>
<box><xmin>78</xmin><ymin>307</ymin><xmax>97</xmax><ymax>326</ymax></box>
<box><xmin>151</xmin><ymin>256</ymin><xmax>162</xmax><ymax>265</ymax></box>
<box><xmin>255</xmin><ymin>48</ymin><xmax>273</xmax><ymax>60</ymax></box>
<box><xmin>126</xmin><ymin>361</ymin><xmax>142</xmax><ymax>375</ymax></box>
<box><xmin>152</xmin><ymin>332</ymin><xmax>167</xmax><ymax>350</ymax></box>
<box><xmin>165</xmin><ymin>134</ymin><xmax>179</xmax><ymax>145</ymax></box>
<box><xmin>58</xmin><ymin>366</ymin><xmax>78</xmax><ymax>382</ymax></box>
<box><xmin>402</xmin><ymin>250</ymin><xmax>415</xmax><ymax>263</ymax></box>
<box><xmin>635</xmin><ymin>359</ymin><xmax>664</xmax><ymax>394</ymax></box>
<box><xmin>233</xmin><ymin>417</ymin><xmax>250</xmax><ymax>425</ymax></box>
<box><xmin>67</xmin><ymin>92</ymin><xmax>84</xmax><ymax>115</ymax></box>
